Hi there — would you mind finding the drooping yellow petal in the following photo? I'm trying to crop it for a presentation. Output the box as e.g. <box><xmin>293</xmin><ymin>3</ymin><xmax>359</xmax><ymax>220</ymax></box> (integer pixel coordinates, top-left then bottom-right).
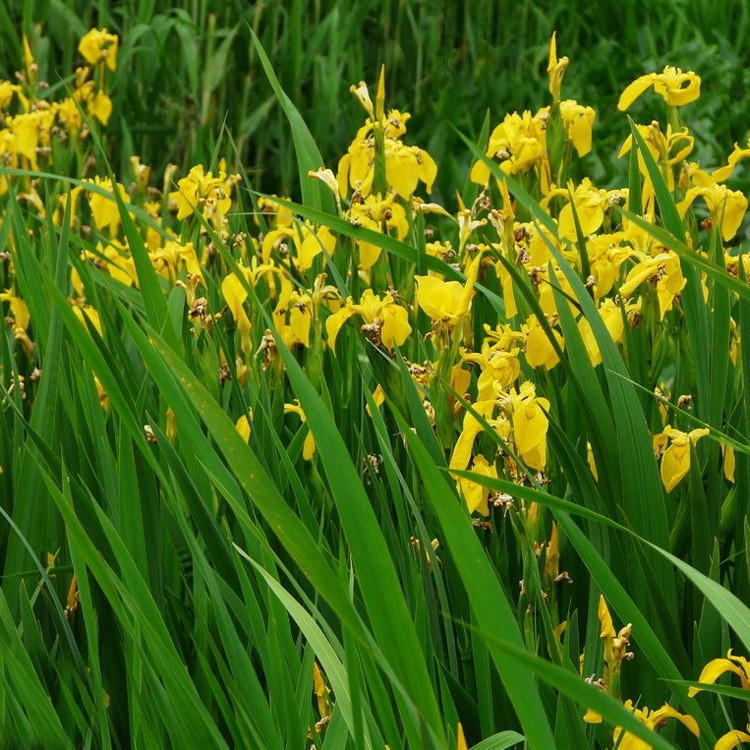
<box><xmin>714</xmin><ymin>729</ymin><xmax>750</xmax><ymax>750</ymax></box>
<box><xmin>325</xmin><ymin>306</ymin><xmax>355</xmax><ymax>352</ymax></box>
<box><xmin>379</xmin><ymin>302</ymin><xmax>412</xmax><ymax>348</ymax></box>
<box><xmin>513</xmin><ymin>399</ymin><xmax>548</xmax><ymax>466</ymax></box>
<box><xmin>525</xmin><ymin>317</ymin><xmax>562</xmax><ymax>370</ymax></box>
<box><xmin>661</xmin><ymin>441</ymin><xmax>690</xmax><ymax>492</ymax></box>
<box><xmin>618</xmin><ymin>73</ymin><xmax>658</xmax><ymax>111</ymax></box>
<box><xmin>385</xmin><ymin>144</ymin><xmax>420</xmax><ymax>199</ymax></box>
<box><xmin>688</xmin><ymin>656</ymin><xmax>749</xmax><ymax>696</ymax></box>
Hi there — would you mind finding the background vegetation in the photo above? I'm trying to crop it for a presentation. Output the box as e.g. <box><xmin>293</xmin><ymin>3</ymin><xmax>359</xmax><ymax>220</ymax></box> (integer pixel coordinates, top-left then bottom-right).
<box><xmin>2</xmin><ymin>0</ymin><xmax>750</xmax><ymax>199</ymax></box>
<box><xmin>2</xmin><ymin>2</ymin><xmax>750</xmax><ymax>749</ymax></box>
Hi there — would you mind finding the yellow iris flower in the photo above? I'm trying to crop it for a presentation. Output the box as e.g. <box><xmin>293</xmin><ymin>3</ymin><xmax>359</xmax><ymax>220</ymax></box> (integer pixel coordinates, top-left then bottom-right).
<box><xmin>325</xmin><ymin>289</ymin><xmax>411</xmax><ymax>351</ymax></box>
<box><xmin>652</xmin><ymin>425</ymin><xmax>709</xmax><ymax>492</ymax></box>
<box><xmin>78</xmin><ymin>28</ymin><xmax>119</xmax><ymax>72</ymax></box>
<box><xmin>618</xmin><ymin>66</ymin><xmax>701</xmax><ymax>110</ymax></box>
<box><xmin>612</xmin><ymin>701</ymin><xmax>699</xmax><ymax>749</ymax></box>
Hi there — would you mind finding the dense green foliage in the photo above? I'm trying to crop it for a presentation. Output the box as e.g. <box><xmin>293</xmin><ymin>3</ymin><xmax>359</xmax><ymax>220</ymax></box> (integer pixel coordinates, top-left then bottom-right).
<box><xmin>1</xmin><ymin>3</ymin><xmax>750</xmax><ymax>749</ymax></box>
<box><xmin>2</xmin><ymin>0</ymin><xmax>750</xmax><ymax>199</ymax></box>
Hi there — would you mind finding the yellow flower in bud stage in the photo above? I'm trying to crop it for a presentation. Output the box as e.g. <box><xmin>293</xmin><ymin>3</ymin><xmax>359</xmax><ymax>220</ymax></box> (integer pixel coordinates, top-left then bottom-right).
<box><xmin>547</xmin><ymin>32</ymin><xmax>568</xmax><ymax>103</ymax></box>
<box><xmin>130</xmin><ymin>156</ymin><xmax>152</xmax><ymax>192</ymax></box>
<box><xmin>578</xmin><ymin>298</ymin><xmax>626</xmax><ymax>367</ymax></box>
<box><xmin>235</xmin><ymin>410</ymin><xmax>253</xmax><ymax>443</ymax></box>
<box><xmin>494</xmin><ymin>257</ymin><xmax>519</xmax><ymax>318</ymax></box>
<box><xmin>456</xmin><ymin>454</ymin><xmax>497</xmax><ymax>516</ymax></box>
<box><xmin>508</xmin><ymin>381</ymin><xmax>550</xmax><ymax>471</ymax></box>
<box><xmin>0</xmin><ymin>290</ymin><xmax>30</xmax><ymax>331</ymax></box>
<box><xmin>524</xmin><ymin>315</ymin><xmax>563</xmax><ymax>370</ymax></box>
<box><xmin>723</xmin><ymin>444</ymin><xmax>736</xmax><ymax>483</ymax></box>
<box><xmin>313</xmin><ymin>662</ymin><xmax>332</xmax><ymax>722</ymax></box>
<box><xmin>325</xmin><ymin>289</ymin><xmax>411</xmax><ymax>352</ymax></box>
<box><xmin>542</xmin><ymin>524</ymin><xmax>563</xmax><ymax>600</ymax></box>
<box><xmin>678</xmin><ymin>183</ymin><xmax>748</xmax><ymax>242</ymax></box>
<box><xmin>94</xmin><ymin>376</ymin><xmax>109</xmax><ymax>411</ymax></box>
<box><xmin>307</xmin><ymin>166</ymin><xmax>340</xmax><ymax>199</ymax></box>
<box><xmin>456</xmin><ymin>196</ymin><xmax>487</xmax><ymax>253</ymax></box>
<box><xmin>559</xmin><ymin>99</ymin><xmax>595</xmax><ymax>156</ymax></box>
<box><xmin>619</xmin><ymin>250</ymin><xmax>686</xmax><ymax>320</ymax></box>
<box><xmin>78</xmin><ymin>28</ymin><xmax>118</xmax><ymax>72</ymax></box>
<box><xmin>349</xmin><ymin>80</ymin><xmax>375</xmax><ymax>119</ymax></box>
<box><xmin>611</xmin><ymin>701</ymin><xmax>699</xmax><ymax>750</ymax></box>
<box><xmin>587</xmin><ymin>442</ymin><xmax>598</xmax><ymax>480</ymax></box>
<box><xmin>618</xmin><ymin>65</ymin><xmax>701</xmax><ymax>110</ymax></box>
<box><xmin>583</xmin><ymin>596</ymin><xmax>632</xmax><ymax>724</ymax></box>
<box><xmin>652</xmin><ymin>425</ymin><xmax>709</xmax><ymax>492</ymax></box>
<box><xmin>83</xmin><ymin>177</ymin><xmax>130</xmax><ymax>234</ymax></box>
<box><xmin>284</xmin><ymin>400</ymin><xmax>316</xmax><ymax>460</ymax></box>
<box><xmin>470</xmin><ymin>109</ymin><xmax>547</xmax><ymax>184</ymax></box>
<box><xmin>347</xmin><ymin>193</ymin><xmax>408</xmax><ymax>269</ymax></box>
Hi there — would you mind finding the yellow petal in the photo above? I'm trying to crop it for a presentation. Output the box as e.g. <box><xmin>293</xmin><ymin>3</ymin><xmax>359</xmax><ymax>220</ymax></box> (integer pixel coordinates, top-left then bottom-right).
<box><xmin>302</xmin><ymin>431</ymin><xmax>316</xmax><ymax>461</ymax></box>
<box><xmin>513</xmin><ymin>400</ymin><xmax>548</xmax><ymax>460</ymax></box>
<box><xmin>457</xmin><ymin>723</ymin><xmax>468</xmax><ymax>750</ymax></box>
<box><xmin>385</xmin><ymin>146</ymin><xmax>419</xmax><ymax>199</ymax></box>
<box><xmin>617</xmin><ymin>73</ymin><xmax>657</xmax><ymax>111</ymax></box>
<box><xmin>661</xmin><ymin>442</ymin><xmax>690</xmax><ymax>492</ymax></box>
<box><xmin>724</xmin><ymin>445</ymin><xmax>736</xmax><ymax>483</ymax></box>
<box><xmin>235</xmin><ymin>414</ymin><xmax>252</xmax><ymax>442</ymax></box>
<box><xmin>325</xmin><ymin>306</ymin><xmax>355</xmax><ymax>352</ymax></box>
<box><xmin>418</xmin><ymin>149</ymin><xmax>438</xmax><ymax>193</ymax></box>
<box><xmin>380</xmin><ymin>303</ymin><xmax>412</xmax><ymax>348</ymax></box>
<box><xmin>583</xmin><ymin>708</ymin><xmax>602</xmax><ymax>724</ymax></box>
<box><xmin>688</xmin><ymin>657</ymin><xmax>747</xmax><ymax>696</ymax></box>
<box><xmin>715</xmin><ymin>729</ymin><xmax>750</xmax><ymax>750</ymax></box>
